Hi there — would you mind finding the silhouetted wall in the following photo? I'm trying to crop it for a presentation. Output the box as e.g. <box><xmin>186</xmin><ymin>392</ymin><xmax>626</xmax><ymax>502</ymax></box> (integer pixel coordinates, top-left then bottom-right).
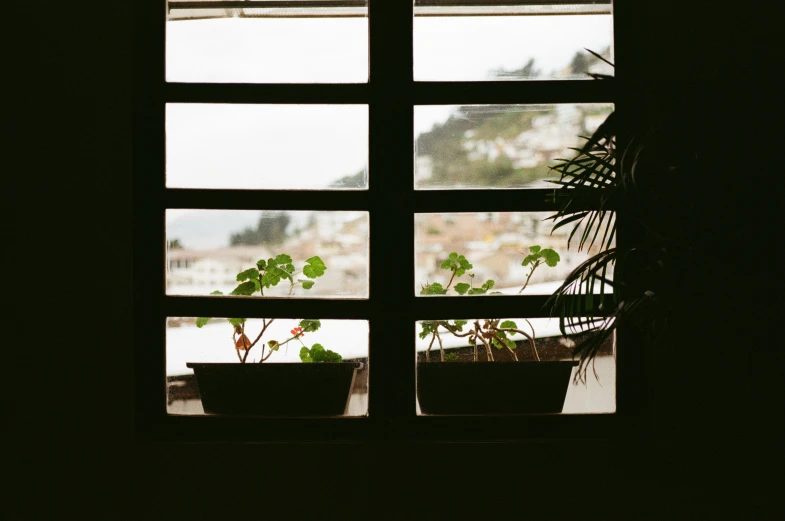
<box><xmin>13</xmin><ymin>2</ymin><xmax>781</xmax><ymax>520</ymax></box>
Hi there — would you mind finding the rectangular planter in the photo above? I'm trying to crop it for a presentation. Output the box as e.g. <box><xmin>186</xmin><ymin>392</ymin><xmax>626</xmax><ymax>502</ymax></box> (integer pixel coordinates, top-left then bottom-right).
<box><xmin>186</xmin><ymin>362</ymin><xmax>363</xmax><ymax>416</ymax></box>
<box><xmin>416</xmin><ymin>360</ymin><xmax>578</xmax><ymax>415</ymax></box>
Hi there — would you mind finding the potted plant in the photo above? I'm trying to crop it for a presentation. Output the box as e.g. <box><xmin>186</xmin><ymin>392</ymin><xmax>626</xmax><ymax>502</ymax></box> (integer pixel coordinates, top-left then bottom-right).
<box><xmin>416</xmin><ymin>246</ymin><xmax>580</xmax><ymax>415</ymax></box>
<box><xmin>187</xmin><ymin>253</ymin><xmax>363</xmax><ymax>416</ymax></box>
<box><xmin>543</xmin><ymin>50</ymin><xmax>703</xmax><ymax>384</ymax></box>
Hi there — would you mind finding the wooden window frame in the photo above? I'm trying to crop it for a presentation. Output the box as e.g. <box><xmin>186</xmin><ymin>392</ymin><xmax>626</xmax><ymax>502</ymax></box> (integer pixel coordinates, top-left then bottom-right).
<box><xmin>133</xmin><ymin>1</ymin><xmax>645</xmax><ymax>442</ymax></box>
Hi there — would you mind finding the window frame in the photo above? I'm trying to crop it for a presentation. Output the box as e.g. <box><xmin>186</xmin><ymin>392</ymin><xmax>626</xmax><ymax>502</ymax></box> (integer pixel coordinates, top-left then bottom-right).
<box><xmin>134</xmin><ymin>0</ymin><xmax>645</xmax><ymax>442</ymax></box>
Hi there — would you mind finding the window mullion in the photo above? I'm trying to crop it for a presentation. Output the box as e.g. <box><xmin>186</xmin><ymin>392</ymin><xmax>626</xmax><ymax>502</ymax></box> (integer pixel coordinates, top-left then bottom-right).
<box><xmin>368</xmin><ymin>2</ymin><xmax>416</xmax><ymax>424</ymax></box>
<box><xmin>134</xmin><ymin>1</ymin><xmax>167</xmax><ymax>428</ymax></box>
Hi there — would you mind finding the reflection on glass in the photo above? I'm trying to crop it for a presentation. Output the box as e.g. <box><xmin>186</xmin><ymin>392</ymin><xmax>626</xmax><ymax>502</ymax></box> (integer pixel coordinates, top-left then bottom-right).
<box><xmin>166</xmin><ymin>104</ymin><xmax>368</xmax><ymax>190</ymax></box>
<box><xmin>415</xmin><ymin>104</ymin><xmax>614</xmax><ymax>189</ymax></box>
<box><xmin>413</xmin><ymin>9</ymin><xmax>613</xmax><ymax>81</ymax></box>
<box><xmin>166</xmin><ymin>317</ymin><xmax>369</xmax><ymax>416</ymax></box>
<box><xmin>415</xmin><ymin>212</ymin><xmax>614</xmax><ymax>295</ymax></box>
<box><xmin>166</xmin><ymin>4</ymin><xmax>369</xmax><ymax>83</ymax></box>
<box><xmin>415</xmin><ymin>317</ymin><xmax>616</xmax><ymax>415</ymax></box>
<box><xmin>166</xmin><ymin>210</ymin><xmax>369</xmax><ymax>298</ymax></box>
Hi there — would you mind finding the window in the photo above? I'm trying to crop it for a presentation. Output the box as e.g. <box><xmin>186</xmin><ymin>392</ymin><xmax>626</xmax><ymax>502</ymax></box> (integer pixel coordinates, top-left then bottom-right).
<box><xmin>135</xmin><ymin>1</ymin><xmax>623</xmax><ymax>441</ymax></box>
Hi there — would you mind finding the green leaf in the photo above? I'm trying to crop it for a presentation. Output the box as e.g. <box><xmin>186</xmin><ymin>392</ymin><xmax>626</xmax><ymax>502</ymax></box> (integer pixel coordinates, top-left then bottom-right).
<box><xmin>236</xmin><ymin>268</ymin><xmax>258</xmax><ymax>282</ymax></box>
<box><xmin>299</xmin><ymin>319</ymin><xmax>321</xmax><ymax>332</ymax></box>
<box><xmin>278</xmin><ymin>266</ymin><xmax>293</xmax><ymax>281</ymax></box>
<box><xmin>427</xmin><ymin>282</ymin><xmax>445</xmax><ymax>295</ymax></box>
<box><xmin>492</xmin><ymin>333</ymin><xmax>516</xmax><ymax>350</ymax></box>
<box><xmin>196</xmin><ymin>317</ymin><xmax>211</xmax><ymax>328</ymax></box>
<box><xmin>303</xmin><ymin>256</ymin><xmax>327</xmax><ymax>278</ymax></box>
<box><xmin>305</xmin><ymin>256</ymin><xmax>326</xmax><ymax>267</ymax></box>
<box><xmin>231</xmin><ymin>281</ymin><xmax>258</xmax><ymax>296</ymax></box>
<box><xmin>256</xmin><ymin>259</ymin><xmax>267</xmax><ymax>270</ymax></box>
<box><xmin>454</xmin><ymin>283</ymin><xmax>470</xmax><ymax>295</ymax></box>
<box><xmin>268</xmin><ymin>340</ymin><xmax>279</xmax><ymax>351</ymax></box>
<box><xmin>228</xmin><ymin>318</ymin><xmax>245</xmax><ymax>327</ymax></box>
<box><xmin>261</xmin><ymin>266</ymin><xmax>288</xmax><ymax>288</ymax></box>
<box><xmin>541</xmin><ymin>248</ymin><xmax>561</xmax><ymax>267</ymax></box>
<box><xmin>468</xmin><ymin>288</ymin><xmax>486</xmax><ymax>295</ymax></box>
<box><xmin>529</xmin><ymin>245</ymin><xmax>542</xmax><ymax>253</ymax></box>
<box><xmin>301</xmin><ymin>280</ymin><xmax>314</xmax><ymax>290</ymax></box>
<box><xmin>444</xmin><ymin>353</ymin><xmax>459</xmax><ymax>361</ymax></box>
<box><xmin>209</xmin><ymin>290</ymin><xmax>223</xmax><ymax>296</ymax></box>
<box><xmin>448</xmin><ymin>252</ymin><xmax>458</xmax><ymax>260</ymax></box>
<box><xmin>274</xmin><ymin>254</ymin><xmax>293</xmax><ymax>265</ymax></box>
<box><xmin>440</xmin><ymin>259</ymin><xmax>453</xmax><ymax>270</ymax></box>
<box><xmin>522</xmin><ymin>254</ymin><xmax>539</xmax><ymax>267</ymax></box>
<box><xmin>499</xmin><ymin>320</ymin><xmax>518</xmax><ymax>330</ymax></box>
<box><xmin>458</xmin><ymin>256</ymin><xmax>472</xmax><ymax>270</ymax></box>
<box><xmin>419</xmin><ymin>321</ymin><xmax>438</xmax><ymax>339</ymax></box>
<box><xmin>453</xmin><ymin>320</ymin><xmax>468</xmax><ymax>327</ymax></box>
<box><xmin>302</xmin><ymin>343</ymin><xmax>343</xmax><ymax>363</ymax></box>
<box><xmin>482</xmin><ymin>280</ymin><xmax>495</xmax><ymax>290</ymax></box>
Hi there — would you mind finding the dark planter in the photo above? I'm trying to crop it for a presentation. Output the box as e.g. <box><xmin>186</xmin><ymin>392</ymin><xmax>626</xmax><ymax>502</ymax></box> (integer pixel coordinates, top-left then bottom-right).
<box><xmin>416</xmin><ymin>360</ymin><xmax>579</xmax><ymax>415</ymax></box>
<box><xmin>186</xmin><ymin>362</ymin><xmax>363</xmax><ymax>416</ymax></box>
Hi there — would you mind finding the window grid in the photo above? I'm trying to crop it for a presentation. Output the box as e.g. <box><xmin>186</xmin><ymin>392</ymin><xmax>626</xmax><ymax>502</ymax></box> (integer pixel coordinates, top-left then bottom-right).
<box><xmin>134</xmin><ymin>1</ymin><xmax>634</xmax><ymax>442</ymax></box>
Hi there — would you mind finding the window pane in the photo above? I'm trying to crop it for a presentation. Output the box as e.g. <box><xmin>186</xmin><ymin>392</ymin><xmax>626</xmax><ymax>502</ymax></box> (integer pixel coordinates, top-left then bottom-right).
<box><xmin>415</xmin><ymin>103</ymin><xmax>614</xmax><ymax>189</ymax></box>
<box><xmin>413</xmin><ymin>6</ymin><xmax>613</xmax><ymax>81</ymax></box>
<box><xmin>166</xmin><ymin>3</ymin><xmax>369</xmax><ymax>83</ymax></box>
<box><xmin>415</xmin><ymin>212</ymin><xmax>614</xmax><ymax>296</ymax></box>
<box><xmin>166</xmin><ymin>104</ymin><xmax>368</xmax><ymax>190</ymax></box>
<box><xmin>167</xmin><ymin>317</ymin><xmax>369</xmax><ymax>416</ymax></box>
<box><xmin>166</xmin><ymin>210</ymin><xmax>369</xmax><ymax>298</ymax></box>
<box><xmin>415</xmin><ymin>317</ymin><xmax>615</xmax><ymax>415</ymax></box>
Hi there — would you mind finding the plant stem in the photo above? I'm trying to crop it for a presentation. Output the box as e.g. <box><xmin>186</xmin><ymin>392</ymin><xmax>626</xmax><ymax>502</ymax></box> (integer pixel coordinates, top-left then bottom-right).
<box><xmin>497</xmin><ymin>324</ymin><xmax>539</xmax><ymax>361</ymax></box>
<box><xmin>242</xmin><ymin>318</ymin><xmax>273</xmax><ymax>363</ymax></box>
<box><xmin>474</xmin><ymin>321</ymin><xmax>494</xmax><ymax>361</ymax></box>
<box><xmin>435</xmin><ymin>330</ymin><xmax>444</xmax><ymax>361</ymax></box>
<box><xmin>519</xmin><ymin>260</ymin><xmax>540</xmax><ymax>294</ymax></box>
<box><xmin>426</xmin><ymin>333</ymin><xmax>436</xmax><ymax>360</ymax></box>
<box><xmin>490</xmin><ymin>333</ymin><xmax>519</xmax><ymax>361</ymax></box>
<box><xmin>445</xmin><ymin>270</ymin><xmax>456</xmax><ymax>291</ymax></box>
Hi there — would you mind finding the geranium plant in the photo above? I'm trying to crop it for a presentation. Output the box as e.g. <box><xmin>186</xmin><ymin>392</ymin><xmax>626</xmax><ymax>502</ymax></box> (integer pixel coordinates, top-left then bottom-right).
<box><xmin>195</xmin><ymin>253</ymin><xmax>342</xmax><ymax>364</ymax></box>
<box><xmin>419</xmin><ymin>246</ymin><xmax>560</xmax><ymax>362</ymax></box>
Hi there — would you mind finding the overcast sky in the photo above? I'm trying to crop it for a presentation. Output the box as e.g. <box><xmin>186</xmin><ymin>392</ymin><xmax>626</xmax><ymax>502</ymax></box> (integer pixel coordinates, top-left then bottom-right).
<box><xmin>166</xmin><ymin>13</ymin><xmax>613</xmax><ymax>227</ymax></box>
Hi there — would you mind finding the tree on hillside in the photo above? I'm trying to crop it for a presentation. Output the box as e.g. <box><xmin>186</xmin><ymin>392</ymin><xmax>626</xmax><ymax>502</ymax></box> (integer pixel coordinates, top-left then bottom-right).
<box><xmin>569</xmin><ymin>51</ymin><xmax>592</xmax><ymax>75</ymax></box>
<box><xmin>230</xmin><ymin>212</ymin><xmax>291</xmax><ymax>246</ymax></box>
<box><xmin>490</xmin><ymin>58</ymin><xmax>540</xmax><ymax>79</ymax></box>
<box><xmin>329</xmin><ymin>169</ymin><xmax>367</xmax><ymax>188</ymax></box>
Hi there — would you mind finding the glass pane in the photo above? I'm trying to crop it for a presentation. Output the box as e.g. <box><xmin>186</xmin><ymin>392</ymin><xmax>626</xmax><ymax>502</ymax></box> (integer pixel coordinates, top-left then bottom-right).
<box><xmin>415</xmin><ymin>317</ymin><xmax>615</xmax><ymax>415</ymax></box>
<box><xmin>166</xmin><ymin>2</ymin><xmax>369</xmax><ymax>83</ymax></box>
<box><xmin>166</xmin><ymin>104</ymin><xmax>368</xmax><ymax>190</ymax></box>
<box><xmin>415</xmin><ymin>212</ymin><xmax>614</xmax><ymax>296</ymax></box>
<box><xmin>167</xmin><ymin>210</ymin><xmax>369</xmax><ymax>298</ymax></box>
<box><xmin>415</xmin><ymin>103</ymin><xmax>614</xmax><ymax>189</ymax></box>
<box><xmin>413</xmin><ymin>5</ymin><xmax>613</xmax><ymax>81</ymax></box>
<box><xmin>167</xmin><ymin>317</ymin><xmax>369</xmax><ymax>416</ymax></box>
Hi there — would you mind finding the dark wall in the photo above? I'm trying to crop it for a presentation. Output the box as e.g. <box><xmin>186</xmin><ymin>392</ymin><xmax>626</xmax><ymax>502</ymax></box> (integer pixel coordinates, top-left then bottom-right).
<box><xmin>13</xmin><ymin>2</ymin><xmax>781</xmax><ymax>520</ymax></box>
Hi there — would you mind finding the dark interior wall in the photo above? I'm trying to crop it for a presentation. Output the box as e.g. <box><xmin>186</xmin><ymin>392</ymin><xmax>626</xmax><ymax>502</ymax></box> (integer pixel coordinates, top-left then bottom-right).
<box><xmin>13</xmin><ymin>1</ymin><xmax>781</xmax><ymax>519</ymax></box>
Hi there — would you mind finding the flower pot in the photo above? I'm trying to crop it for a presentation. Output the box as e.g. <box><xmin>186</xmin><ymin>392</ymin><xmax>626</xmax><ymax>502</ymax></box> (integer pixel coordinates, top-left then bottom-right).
<box><xmin>186</xmin><ymin>362</ymin><xmax>363</xmax><ymax>416</ymax></box>
<box><xmin>416</xmin><ymin>360</ymin><xmax>579</xmax><ymax>415</ymax></box>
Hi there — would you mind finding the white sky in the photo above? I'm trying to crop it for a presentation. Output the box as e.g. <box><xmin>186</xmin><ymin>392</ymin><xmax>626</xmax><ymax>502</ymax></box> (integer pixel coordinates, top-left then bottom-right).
<box><xmin>166</xmin><ymin>15</ymin><xmax>612</xmax><ymax>191</ymax></box>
